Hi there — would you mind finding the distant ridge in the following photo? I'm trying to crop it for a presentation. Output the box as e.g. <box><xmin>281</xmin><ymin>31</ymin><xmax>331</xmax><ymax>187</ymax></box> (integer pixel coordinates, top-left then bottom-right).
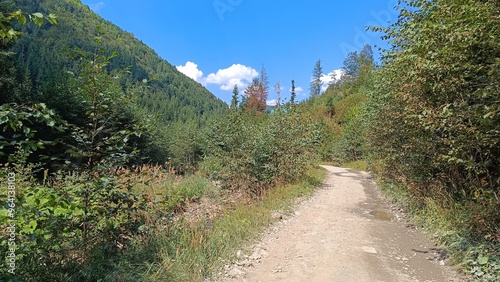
<box><xmin>11</xmin><ymin>0</ymin><xmax>228</xmax><ymax>125</ymax></box>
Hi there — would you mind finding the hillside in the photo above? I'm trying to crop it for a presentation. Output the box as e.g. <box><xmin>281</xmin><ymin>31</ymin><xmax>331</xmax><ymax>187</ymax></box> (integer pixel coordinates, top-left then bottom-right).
<box><xmin>8</xmin><ymin>0</ymin><xmax>227</xmax><ymax>125</ymax></box>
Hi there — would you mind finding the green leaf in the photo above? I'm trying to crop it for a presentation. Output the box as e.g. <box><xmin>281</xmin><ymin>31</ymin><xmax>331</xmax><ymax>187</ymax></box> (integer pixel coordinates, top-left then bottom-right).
<box><xmin>0</xmin><ymin>208</ymin><xmax>9</xmax><ymax>220</ymax></box>
<box><xmin>478</xmin><ymin>255</ymin><xmax>489</xmax><ymax>266</ymax></box>
<box><xmin>72</xmin><ymin>208</ymin><xmax>85</xmax><ymax>216</ymax></box>
<box><xmin>22</xmin><ymin>220</ymin><xmax>38</xmax><ymax>234</ymax></box>
<box><xmin>116</xmin><ymin>141</ymin><xmax>124</xmax><ymax>149</ymax></box>
<box><xmin>31</xmin><ymin>13</ymin><xmax>44</xmax><ymax>26</ymax></box>
<box><xmin>7</xmin><ymin>28</ymin><xmax>17</xmax><ymax>38</ymax></box>
<box><xmin>54</xmin><ymin>207</ymin><xmax>68</xmax><ymax>216</ymax></box>
<box><xmin>47</xmin><ymin>13</ymin><xmax>58</xmax><ymax>25</ymax></box>
<box><xmin>39</xmin><ymin>197</ymin><xmax>50</xmax><ymax>206</ymax></box>
<box><xmin>17</xmin><ymin>13</ymin><xmax>27</xmax><ymax>25</ymax></box>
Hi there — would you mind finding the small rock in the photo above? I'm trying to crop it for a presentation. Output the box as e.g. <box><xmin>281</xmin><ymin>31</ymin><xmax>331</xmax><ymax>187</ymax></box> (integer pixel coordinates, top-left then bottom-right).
<box><xmin>236</xmin><ymin>259</ymin><xmax>253</xmax><ymax>267</ymax></box>
<box><xmin>249</xmin><ymin>252</ymin><xmax>262</xmax><ymax>261</ymax></box>
<box><xmin>226</xmin><ymin>267</ymin><xmax>245</xmax><ymax>278</ymax></box>
<box><xmin>362</xmin><ymin>246</ymin><xmax>378</xmax><ymax>254</ymax></box>
<box><xmin>272</xmin><ymin>267</ymin><xmax>284</xmax><ymax>273</ymax></box>
<box><xmin>271</xmin><ymin>211</ymin><xmax>283</xmax><ymax>220</ymax></box>
<box><xmin>260</xmin><ymin>249</ymin><xmax>269</xmax><ymax>258</ymax></box>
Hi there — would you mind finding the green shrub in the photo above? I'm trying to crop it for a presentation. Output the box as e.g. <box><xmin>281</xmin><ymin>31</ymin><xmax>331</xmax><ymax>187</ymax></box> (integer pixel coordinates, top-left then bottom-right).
<box><xmin>201</xmin><ymin>111</ymin><xmax>318</xmax><ymax>195</ymax></box>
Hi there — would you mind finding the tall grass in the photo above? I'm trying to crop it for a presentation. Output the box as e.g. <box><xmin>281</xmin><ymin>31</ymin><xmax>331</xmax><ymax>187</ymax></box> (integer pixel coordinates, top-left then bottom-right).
<box><xmin>126</xmin><ymin>166</ymin><xmax>327</xmax><ymax>282</ymax></box>
<box><xmin>1</xmin><ymin>155</ymin><xmax>326</xmax><ymax>282</ymax></box>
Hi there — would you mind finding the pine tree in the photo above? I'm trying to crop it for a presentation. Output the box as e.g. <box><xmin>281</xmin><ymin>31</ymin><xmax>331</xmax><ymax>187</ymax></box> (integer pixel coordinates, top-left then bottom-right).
<box><xmin>360</xmin><ymin>44</ymin><xmax>374</xmax><ymax>64</ymax></box>
<box><xmin>14</xmin><ymin>68</ymin><xmax>33</xmax><ymax>103</ymax></box>
<box><xmin>309</xmin><ymin>59</ymin><xmax>322</xmax><ymax>97</ymax></box>
<box><xmin>244</xmin><ymin>77</ymin><xmax>266</xmax><ymax>113</ymax></box>
<box><xmin>230</xmin><ymin>84</ymin><xmax>239</xmax><ymax>110</ymax></box>
<box><xmin>290</xmin><ymin>79</ymin><xmax>296</xmax><ymax>105</ymax></box>
<box><xmin>342</xmin><ymin>44</ymin><xmax>374</xmax><ymax>81</ymax></box>
<box><xmin>359</xmin><ymin>44</ymin><xmax>375</xmax><ymax>73</ymax></box>
<box><xmin>260</xmin><ymin>64</ymin><xmax>269</xmax><ymax>97</ymax></box>
<box><xmin>342</xmin><ymin>51</ymin><xmax>359</xmax><ymax>80</ymax></box>
<box><xmin>240</xmin><ymin>93</ymin><xmax>248</xmax><ymax>111</ymax></box>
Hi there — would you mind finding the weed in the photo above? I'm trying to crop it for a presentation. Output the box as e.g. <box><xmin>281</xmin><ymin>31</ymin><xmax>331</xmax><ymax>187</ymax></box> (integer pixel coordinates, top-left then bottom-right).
<box><xmin>137</xmin><ymin>166</ymin><xmax>326</xmax><ymax>282</ymax></box>
<box><xmin>342</xmin><ymin>160</ymin><xmax>368</xmax><ymax>171</ymax></box>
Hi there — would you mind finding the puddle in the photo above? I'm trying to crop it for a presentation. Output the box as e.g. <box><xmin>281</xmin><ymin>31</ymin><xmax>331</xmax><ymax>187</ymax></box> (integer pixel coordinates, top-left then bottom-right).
<box><xmin>354</xmin><ymin>174</ymin><xmax>394</xmax><ymax>222</ymax></box>
<box><xmin>351</xmin><ymin>168</ymin><xmax>467</xmax><ymax>282</ymax></box>
<box><xmin>370</xmin><ymin>210</ymin><xmax>393</xmax><ymax>221</ymax></box>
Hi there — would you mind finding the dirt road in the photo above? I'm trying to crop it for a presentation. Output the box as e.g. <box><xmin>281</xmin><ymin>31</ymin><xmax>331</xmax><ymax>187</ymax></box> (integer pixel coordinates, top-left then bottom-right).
<box><xmin>218</xmin><ymin>166</ymin><xmax>466</xmax><ymax>282</ymax></box>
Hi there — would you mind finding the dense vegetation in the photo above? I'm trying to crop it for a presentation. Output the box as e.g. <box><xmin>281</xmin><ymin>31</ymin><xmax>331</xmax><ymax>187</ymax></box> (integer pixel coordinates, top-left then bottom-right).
<box><xmin>372</xmin><ymin>2</ymin><xmax>499</xmax><ymax>279</ymax></box>
<box><xmin>1</xmin><ymin>0</ymin><xmax>228</xmax><ymax>168</ymax></box>
<box><xmin>0</xmin><ymin>1</ymin><xmax>322</xmax><ymax>281</ymax></box>
<box><xmin>309</xmin><ymin>1</ymin><xmax>499</xmax><ymax>280</ymax></box>
<box><xmin>1</xmin><ymin>0</ymin><xmax>498</xmax><ymax>281</ymax></box>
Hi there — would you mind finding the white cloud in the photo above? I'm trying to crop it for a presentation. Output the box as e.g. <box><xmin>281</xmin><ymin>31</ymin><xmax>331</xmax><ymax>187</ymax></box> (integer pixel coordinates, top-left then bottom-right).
<box><xmin>320</xmin><ymin>69</ymin><xmax>344</xmax><ymax>85</ymax></box>
<box><xmin>266</xmin><ymin>99</ymin><xmax>278</xmax><ymax>106</ymax></box>
<box><xmin>331</xmin><ymin>69</ymin><xmax>345</xmax><ymax>81</ymax></box>
<box><xmin>294</xmin><ymin>86</ymin><xmax>304</xmax><ymax>93</ymax></box>
<box><xmin>176</xmin><ymin>61</ymin><xmax>204</xmax><ymax>83</ymax></box>
<box><xmin>175</xmin><ymin>62</ymin><xmax>258</xmax><ymax>92</ymax></box>
<box><xmin>320</xmin><ymin>69</ymin><xmax>345</xmax><ymax>92</ymax></box>
<box><xmin>289</xmin><ymin>86</ymin><xmax>306</xmax><ymax>97</ymax></box>
<box><xmin>89</xmin><ymin>2</ymin><xmax>105</xmax><ymax>12</ymax></box>
<box><xmin>206</xmin><ymin>64</ymin><xmax>258</xmax><ymax>91</ymax></box>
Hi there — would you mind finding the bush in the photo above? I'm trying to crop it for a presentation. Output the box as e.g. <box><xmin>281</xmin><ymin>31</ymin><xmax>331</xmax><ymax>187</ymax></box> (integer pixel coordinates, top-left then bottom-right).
<box><xmin>201</xmin><ymin>111</ymin><xmax>318</xmax><ymax>195</ymax></box>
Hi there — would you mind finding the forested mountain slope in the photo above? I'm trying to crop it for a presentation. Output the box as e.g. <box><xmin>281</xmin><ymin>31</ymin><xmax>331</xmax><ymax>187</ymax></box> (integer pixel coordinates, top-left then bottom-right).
<box><xmin>6</xmin><ymin>0</ymin><xmax>227</xmax><ymax>125</ymax></box>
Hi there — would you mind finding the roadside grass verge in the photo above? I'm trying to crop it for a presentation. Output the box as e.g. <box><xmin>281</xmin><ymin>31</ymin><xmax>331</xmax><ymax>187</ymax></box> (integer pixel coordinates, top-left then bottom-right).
<box><xmin>377</xmin><ymin>181</ymin><xmax>500</xmax><ymax>281</ymax></box>
<box><xmin>0</xmin><ymin>164</ymin><xmax>325</xmax><ymax>281</ymax></box>
<box><xmin>319</xmin><ymin>160</ymin><xmax>368</xmax><ymax>172</ymax></box>
<box><xmin>135</xmin><ymin>165</ymin><xmax>327</xmax><ymax>282</ymax></box>
<box><xmin>341</xmin><ymin>160</ymin><xmax>368</xmax><ymax>171</ymax></box>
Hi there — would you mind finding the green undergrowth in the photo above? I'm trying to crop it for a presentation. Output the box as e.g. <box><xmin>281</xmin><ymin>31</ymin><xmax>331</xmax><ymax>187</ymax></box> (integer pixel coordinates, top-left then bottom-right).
<box><xmin>319</xmin><ymin>161</ymin><xmax>368</xmax><ymax>172</ymax></box>
<box><xmin>341</xmin><ymin>160</ymin><xmax>368</xmax><ymax>171</ymax></box>
<box><xmin>134</xmin><ymin>166</ymin><xmax>327</xmax><ymax>282</ymax></box>
<box><xmin>162</xmin><ymin>174</ymin><xmax>220</xmax><ymax>212</ymax></box>
<box><xmin>378</xmin><ymin>181</ymin><xmax>500</xmax><ymax>281</ymax></box>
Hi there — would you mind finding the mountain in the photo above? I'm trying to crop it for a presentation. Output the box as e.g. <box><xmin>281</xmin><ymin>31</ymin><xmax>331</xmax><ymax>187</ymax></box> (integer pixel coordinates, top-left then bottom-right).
<box><xmin>8</xmin><ymin>0</ymin><xmax>228</xmax><ymax>125</ymax></box>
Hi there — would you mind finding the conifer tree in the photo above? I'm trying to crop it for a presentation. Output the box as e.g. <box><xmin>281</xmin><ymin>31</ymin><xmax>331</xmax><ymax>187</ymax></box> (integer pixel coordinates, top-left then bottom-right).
<box><xmin>240</xmin><ymin>93</ymin><xmax>247</xmax><ymax>111</ymax></box>
<box><xmin>309</xmin><ymin>59</ymin><xmax>322</xmax><ymax>97</ymax></box>
<box><xmin>260</xmin><ymin>64</ymin><xmax>269</xmax><ymax>97</ymax></box>
<box><xmin>342</xmin><ymin>51</ymin><xmax>359</xmax><ymax>80</ymax></box>
<box><xmin>244</xmin><ymin>77</ymin><xmax>266</xmax><ymax>113</ymax></box>
<box><xmin>230</xmin><ymin>84</ymin><xmax>239</xmax><ymax>110</ymax></box>
<box><xmin>342</xmin><ymin>44</ymin><xmax>374</xmax><ymax>81</ymax></box>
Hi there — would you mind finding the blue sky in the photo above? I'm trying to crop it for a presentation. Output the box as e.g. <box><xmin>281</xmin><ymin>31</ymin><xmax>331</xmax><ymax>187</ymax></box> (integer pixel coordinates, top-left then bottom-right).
<box><xmin>80</xmin><ymin>0</ymin><xmax>399</xmax><ymax>105</ymax></box>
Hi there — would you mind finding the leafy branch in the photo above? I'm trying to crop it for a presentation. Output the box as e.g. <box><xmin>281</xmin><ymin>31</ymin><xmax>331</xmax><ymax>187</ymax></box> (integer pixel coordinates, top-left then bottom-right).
<box><xmin>0</xmin><ymin>9</ymin><xmax>57</xmax><ymax>41</ymax></box>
